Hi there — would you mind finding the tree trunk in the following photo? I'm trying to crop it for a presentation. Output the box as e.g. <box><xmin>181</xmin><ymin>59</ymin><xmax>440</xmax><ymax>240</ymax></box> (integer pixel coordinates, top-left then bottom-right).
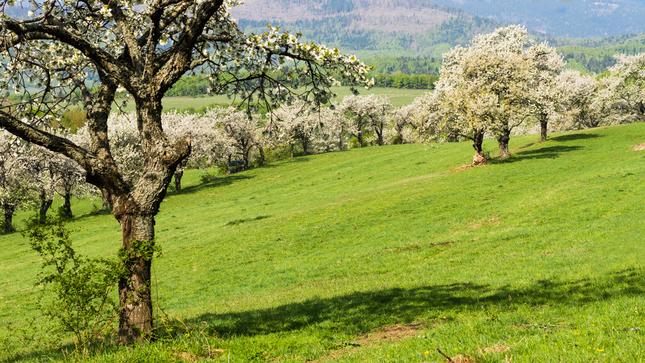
<box><xmin>3</xmin><ymin>203</ymin><xmax>15</xmax><ymax>233</ymax></box>
<box><xmin>117</xmin><ymin>212</ymin><xmax>155</xmax><ymax>344</ymax></box>
<box><xmin>258</xmin><ymin>144</ymin><xmax>265</xmax><ymax>165</ymax></box>
<box><xmin>540</xmin><ymin>119</ymin><xmax>548</xmax><ymax>143</ymax></box>
<box><xmin>496</xmin><ymin>126</ymin><xmax>511</xmax><ymax>159</ymax></box>
<box><xmin>39</xmin><ymin>198</ymin><xmax>53</xmax><ymax>224</ymax></box>
<box><xmin>357</xmin><ymin>130</ymin><xmax>363</xmax><ymax>148</ymax></box>
<box><xmin>471</xmin><ymin>129</ymin><xmax>487</xmax><ymax>166</ymax></box>
<box><xmin>302</xmin><ymin>138</ymin><xmax>308</xmax><ymax>155</ymax></box>
<box><xmin>101</xmin><ymin>189</ymin><xmax>110</xmax><ymax>210</ymax></box>
<box><xmin>62</xmin><ymin>192</ymin><xmax>73</xmax><ymax>219</ymax></box>
<box><xmin>174</xmin><ymin>169</ymin><xmax>183</xmax><ymax>191</ymax></box>
<box><xmin>290</xmin><ymin>144</ymin><xmax>294</xmax><ymax>158</ymax></box>
<box><xmin>376</xmin><ymin>123</ymin><xmax>383</xmax><ymax>146</ymax></box>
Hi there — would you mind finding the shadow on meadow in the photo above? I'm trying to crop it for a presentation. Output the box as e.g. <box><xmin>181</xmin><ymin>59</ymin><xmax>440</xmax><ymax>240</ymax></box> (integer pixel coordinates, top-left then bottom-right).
<box><xmin>172</xmin><ymin>174</ymin><xmax>255</xmax><ymax>196</ymax></box>
<box><xmin>191</xmin><ymin>268</ymin><xmax>644</xmax><ymax>338</ymax></box>
<box><xmin>549</xmin><ymin>133</ymin><xmax>602</xmax><ymax>142</ymax></box>
<box><xmin>494</xmin><ymin>145</ymin><xmax>584</xmax><ymax>164</ymax></box>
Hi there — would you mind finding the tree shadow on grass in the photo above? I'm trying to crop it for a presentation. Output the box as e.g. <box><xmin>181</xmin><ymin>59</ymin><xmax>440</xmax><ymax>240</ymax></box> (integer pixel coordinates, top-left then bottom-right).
<box><xmin>171</xmin><ymin>174</ymin><xmax>255</xmax><ymax>196</ymax></box>
<box><xmin>73</xmin><ymin>207</ymin><xmax>113</xmax><ymax>222</ymax></box>
<box><xmin>492</xmin><ymin>145</ymin><xmax>583</xmax><ymax>164</ymax></box>
<box><xmin>549</xmin><ymin>133</ymin><xmax>602</xmax><ymax>142</ymax></box>
<box><xmin>189</xmin><ymin>268</ymin><xmax>644</xmax><ymax>338</ymax></box>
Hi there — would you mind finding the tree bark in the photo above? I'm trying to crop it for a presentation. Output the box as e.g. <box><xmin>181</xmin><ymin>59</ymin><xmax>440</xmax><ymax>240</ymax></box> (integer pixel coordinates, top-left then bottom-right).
<box><xmin>357</xmin><ymin>130</ymin><xmax>363</xmax><ymax>147</ymax></box>
<box><xmin>62</xmin><ymin>192</ymin><xmax>73</xmax><ymax>219</ymax></box>
<box><xmin>3</xmin><ymin>203</ymin><xmax>15</xmax><ymax>233</ymax></box>
<box><xmin>174</xmin><ymin>169</ymin><xmax>183</xmax><ymax>191</ymax></box>
<box><xmin>39</xmin><ymin>198</ymin><xmax>53</xmax><ymax>224</ymax></box>
<box><xmin>375</xmin><ymin>122</ymin><xmax>384</xmax><ymax>146</ymax></box>
<box><xmin>117</xmin><ymin>211</ymin><xmax>155</xmax><ymax>344</ymax></box>
<box><xmin>257</xmin><ymin>144</ymin><xmax>265</xmax><ymax>165</ymax></box>
<box><xmin>496</xmin><ymin>126</ymin><xmax>511</xmax><ymax>159</ymax></box>
<box><xmin>540</xmin><ymin>120</ymin><xmax>548</xmax><ymax>143</ymax></box>
<box><xmin>471</xmin><ymin>129</ymin><xmax>487</xmax><ymax>166</ymax></box>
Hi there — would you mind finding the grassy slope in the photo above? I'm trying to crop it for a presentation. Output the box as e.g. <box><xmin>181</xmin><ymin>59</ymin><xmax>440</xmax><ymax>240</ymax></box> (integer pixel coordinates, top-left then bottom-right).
<box><xmin>2</xmin><ymin>123</ymin><xmax>645</xmax><ymax>362</ymax></box>
<box><xmin>115</xmin><ymin>87</ymin><xmax>429</xmax><ymax>112</ymax></box>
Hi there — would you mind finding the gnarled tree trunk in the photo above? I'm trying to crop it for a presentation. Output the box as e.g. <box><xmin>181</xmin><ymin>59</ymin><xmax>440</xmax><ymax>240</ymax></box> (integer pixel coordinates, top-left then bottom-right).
<box><xmin>116</xmin><ymin>209</ymin><xmax>155</xmax><ymax>344</ymax></box>
<box><xmin>496</xmin><ymin>125</ymin><xmax>511</xmax><ymax>159</ymax></box>
<box><xmin>471</xmin><ymin>129</ymin><xmax>487</xmax><ymax>166</ymax></box>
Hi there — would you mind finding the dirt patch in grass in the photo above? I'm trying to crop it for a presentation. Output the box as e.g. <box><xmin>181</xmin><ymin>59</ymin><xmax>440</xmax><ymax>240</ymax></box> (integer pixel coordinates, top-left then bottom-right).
<box><xmin>453</xmin><ymin>164</ymin><xmax>472</xmax><ymax>172</ymax></box>
<box><xmin>479</xmin><ymin>344</ymin><xmax>511</xmax><ymax>354</ymax></box>
<box><xmin>312</xmin><ymin>323</ymin><xmax>428</xmax><ymax>362</ymax></box>
<box><xmin>354</xmin><ymin>322</ymin><xmax>425</xmax><ymax>345</ymax></box>
<box><xmin>632</xmin><ymin>143</ymin><xmax>645</xmax><ymax>151</ymax></box>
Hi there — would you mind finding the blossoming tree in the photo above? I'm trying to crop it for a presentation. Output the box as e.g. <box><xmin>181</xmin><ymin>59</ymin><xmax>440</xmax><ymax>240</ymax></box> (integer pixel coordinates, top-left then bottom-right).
<box><xmin>437</xmin><ymin>25</ymin><xmax>549</xmax><ymax>162</ymax></box>
<box><xmin>0</xmin><ymin>0</ymin><xmax>371</xmax><ymax>343</ymax></box>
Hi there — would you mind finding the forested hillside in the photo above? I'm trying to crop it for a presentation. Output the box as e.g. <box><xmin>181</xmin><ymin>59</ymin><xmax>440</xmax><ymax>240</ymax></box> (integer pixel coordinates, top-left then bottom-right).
<box><xmin>430</xmin><ymin>0</ymin><xmax>645</xmax><ymax>38</ymax></box>
<box><xmin>231</xmin><ymin>0</ymin><xmax>645</xmax><ymax>75</ymax></box>
<box><xmin>232</xmin><ymin>0</ymin><xmax>505</xmax><ymax>58</ymax></box>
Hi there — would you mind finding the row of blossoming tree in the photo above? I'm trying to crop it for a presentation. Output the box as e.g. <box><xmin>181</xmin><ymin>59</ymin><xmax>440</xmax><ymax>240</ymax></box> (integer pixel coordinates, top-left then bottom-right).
<box><xmin>2</xmin><ymin>9</ymin><xmax>645</xmax><ymax>344</ymax></box>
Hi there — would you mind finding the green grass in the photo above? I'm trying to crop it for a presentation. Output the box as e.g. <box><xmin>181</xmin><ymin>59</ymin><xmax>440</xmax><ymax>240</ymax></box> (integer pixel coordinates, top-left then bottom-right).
<box><xmin>2</xmin><ymin>124</ymin><xmax>645</xmax><ymax>362</ymax></box>
<box><xmin>115</xmin><ymin>87</ymin><xmax>428</xmax><ymax>112</ymax></box>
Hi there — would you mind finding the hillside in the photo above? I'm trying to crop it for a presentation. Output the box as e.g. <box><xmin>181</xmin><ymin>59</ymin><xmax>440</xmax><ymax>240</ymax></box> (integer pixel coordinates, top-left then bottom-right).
<box><xmin>2</xmin><ymin>123</ymin><xmax>645</xmax><ymax>361</ymax></box>
<box><xmin>231</xmin><ymin>0</ymin><xmax>505</xmax><ymax>58</ymax></box>
<box><xmin>430</xmin><ymin>0</ymin><xmax>645</xmax><ymax>38</ymax></box>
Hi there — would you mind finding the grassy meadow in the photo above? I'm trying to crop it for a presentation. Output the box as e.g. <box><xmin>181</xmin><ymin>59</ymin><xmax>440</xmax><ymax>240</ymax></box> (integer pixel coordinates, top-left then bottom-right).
<box><xmin>115</xmin><ymin>87</ymin><xmax>429</xmax><ymax>112</ymax></box>
<box><xmin>2</xmin><ymin>123</ymin><xmax>645</xmax><ymax>362</ymax></box>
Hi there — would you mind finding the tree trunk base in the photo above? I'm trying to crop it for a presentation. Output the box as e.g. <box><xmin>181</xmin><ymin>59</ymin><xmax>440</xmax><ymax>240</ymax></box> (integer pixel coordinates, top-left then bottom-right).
<box><xmin>472</xmin><ymin>153</ymin><xmax>488</xmax><ymax>166</ymax></box>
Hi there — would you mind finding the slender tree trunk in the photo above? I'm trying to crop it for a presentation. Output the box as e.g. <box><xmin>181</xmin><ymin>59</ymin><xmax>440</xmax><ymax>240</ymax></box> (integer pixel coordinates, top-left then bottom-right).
<box><xmin>226</xmin><ymin>154</ymin><xmax>231</xmax><ymax>174</ymax></box>
<box><xmin>290</xmin><ymin>144</ymin><xmax>294</xmax><ymax>158</ymax></box>
<box><xmin>258</xmin><ymin>144</ymin><xmax>265</xmax><ymax>165</ymax></box>
<box><xmin>3</xmin><ymin>203</ymin><xmax>15</xmax><ymax>233</ymax></box>
<box><xmin>117</xmin><ymin>211</ymin><xmax>155</xmax><ymax>344</ymax></box>
<box><xmin>101</xmin><ymin>189</ymin><xmax>110</xmax><ymax>210</ymax></box>
<box><xmin>62</xmin><ymin>192</ymin><xmax>73</xmax><ymax>219</ymax></box>
<box><xmin>376</xmin><ymin>127</ymin><xmax>383</xmax><ymax>146</ymax></box>
<box><xmin>357</xmin><ymin>130</ymin><xmax>363</xmax><ymax>147</ymax></box>
<box><xmin>302</xmin><ymin>138</ymin><xmax>308</xmax><ymax>155</ymax></box>
<box><xmin>39</xmin><ymin>194</ymin><xmax>53</xmax><ymax>224</ymax></box>
<box><xmin>496</xmin><ymin>125</ymin><xmax>511</xmax><ymax>159</ymax></box>
<box><xmin>540</xmin><ymin>120</ymin><xmax>548</xmax><ymax>143</ymax></box>
<box><xmin>471</xmin><ymin>129</ymin><xmax>487</xmax><ymax>166</ymax></box>
<box><xmin>174</xmin><ymin>169</ymin><xmax>183</xmax><ymax>191</ymax></box>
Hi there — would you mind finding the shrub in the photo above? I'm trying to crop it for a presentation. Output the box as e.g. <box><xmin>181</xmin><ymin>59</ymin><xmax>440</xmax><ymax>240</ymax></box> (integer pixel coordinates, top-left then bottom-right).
<box><xmin>23</xmin><ymin>217</ymin><xmax>122</xmax><ymax>350</ymax></box>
